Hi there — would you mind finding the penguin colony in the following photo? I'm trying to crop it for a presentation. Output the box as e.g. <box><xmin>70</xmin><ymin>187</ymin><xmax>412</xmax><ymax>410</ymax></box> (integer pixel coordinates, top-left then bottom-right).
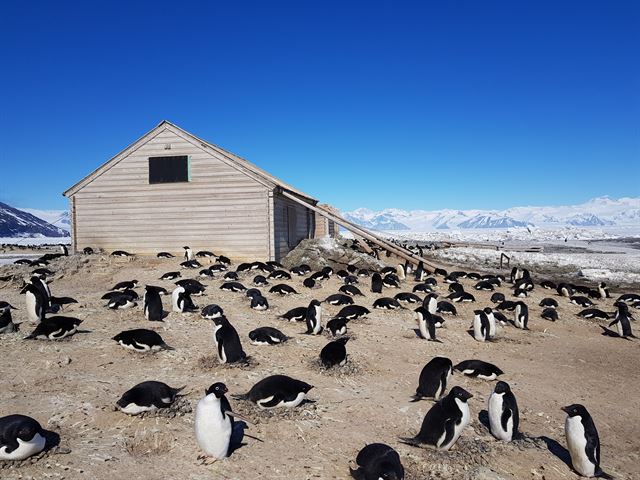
<box><xmin>0</xmin><ymin>241</ymin><xmax>636</xmax><ymax>478</ymax></box>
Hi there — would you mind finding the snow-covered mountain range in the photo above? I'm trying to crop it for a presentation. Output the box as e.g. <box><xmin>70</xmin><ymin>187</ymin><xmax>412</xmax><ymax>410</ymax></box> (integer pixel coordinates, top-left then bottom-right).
<box><xmin>343</xmin><ymin>196</ymin><xmax>640</xmax><ymax>231</ymax></box>
<box><xmin>19</xmin><ymin>209</ymin><xmax>71</xmax><ymax>232</ymax></box>
<box><xmin>0</xmin><ymin>203</ymin><xmax>69</xmax><ymax>238</ymax></box>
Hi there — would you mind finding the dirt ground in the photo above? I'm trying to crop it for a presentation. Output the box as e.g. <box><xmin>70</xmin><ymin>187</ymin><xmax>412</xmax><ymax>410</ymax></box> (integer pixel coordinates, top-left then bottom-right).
<box><xmin>0</xmin><ymin>249</ymin><xmax>638</xmax><ymax>480</ymax></box>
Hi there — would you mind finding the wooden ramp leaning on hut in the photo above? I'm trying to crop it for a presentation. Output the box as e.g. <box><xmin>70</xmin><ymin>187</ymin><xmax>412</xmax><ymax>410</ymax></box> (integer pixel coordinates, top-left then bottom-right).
<box><xmin>279</xmin><ymin>190</ymin><xmax>447</xmax><ymax>273</ymax></box>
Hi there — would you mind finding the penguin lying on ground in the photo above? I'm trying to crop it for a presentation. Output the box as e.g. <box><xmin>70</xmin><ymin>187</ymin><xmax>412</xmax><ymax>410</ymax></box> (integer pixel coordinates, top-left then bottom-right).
<box><xmin>0</xmin><ymin>415</ymin><xmax>47</xmax><ymax>461</ymax></box>
<box><xmin>349</xmin><ymin>443</ymin><xmax>404</xmax><ymax>480</ymax></box>
<box><xmin>233</xmin><ymin>375</ymin><xmax>313</xmax><ymax>409</ymax></box>
<box><xmin>116</xmin><ymin>381</ymin><xmax>184</xmax><ymax>415</ymax></box>
<box><xmin>113</xmin><ymin>329</ymin><xmax>173</xmax><ymax>352</ymax></box>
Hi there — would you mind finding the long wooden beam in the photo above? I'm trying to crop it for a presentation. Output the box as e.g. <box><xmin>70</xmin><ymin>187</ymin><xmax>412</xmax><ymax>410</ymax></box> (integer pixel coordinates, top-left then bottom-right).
<box><xmin>280</xmin><ymin>190</ymin><xmax>446</xmax><ymax>272</ymax></box>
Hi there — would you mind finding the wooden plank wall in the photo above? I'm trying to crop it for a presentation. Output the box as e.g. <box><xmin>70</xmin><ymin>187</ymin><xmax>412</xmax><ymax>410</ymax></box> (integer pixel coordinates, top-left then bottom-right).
<box><xmin>273</xmin><ymin>193</ymin><xmax>313</xmax><ymax>261</ymax></box>
<box><xmin>70</xmin><ymin>128</ymin><xmax>271</xmax><ymax>260</ymax></box>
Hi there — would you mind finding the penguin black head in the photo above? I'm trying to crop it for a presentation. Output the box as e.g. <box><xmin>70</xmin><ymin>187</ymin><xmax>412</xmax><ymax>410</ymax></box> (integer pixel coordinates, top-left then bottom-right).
<box><xmin>212</xmin><ymin>315</ymin><xmax>230</xmax><ymax>326</ymax></box>
<box><xmin>473</xmin><ymin>309</ymin><xmax>483</xmax><ymax>315</ymax></box>
<box><xmin>301</xmin><ymin>382</ymin><xmax>314</xmax><ymax>393</ymax></box>
<box><xmin>562</xmin><ymin>403</ymin><xmax>589</xmax><ymax>418</ymax></box>
<box><xmin>205</xmin><ymin>382</ymin><xmax>228</xmax><ymax>398</ymax></box>
<box><xmin>449</xmin><ymin>386</ymin><xmax>473</xmax><ymax>402</ymax></box>
<box><xmin>614</xmin><ymin>302</ymin><xmax>629</xmax><ymax>313</ymax></box>
<box><xmin>183</xmin><ymin>246</ymin><xmax>190</xmax><ymax>249</ymax></box>
<box><xmin>483</xmin><ymin>307</ymin><xmax>493</xmax><ymax>315</ymax></box>
<box><xmin>494</xmin><ymin>381</ymin><xmax>511</xmax><ymax>394</ymax></box>
<box><xmin>310</xmin><ymin>299</ymin><xmax>321</xmax><ymax>307</ymax></box>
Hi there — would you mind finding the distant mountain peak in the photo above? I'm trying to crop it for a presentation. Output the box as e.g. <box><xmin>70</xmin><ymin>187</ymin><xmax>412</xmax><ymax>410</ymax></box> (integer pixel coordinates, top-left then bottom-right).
<box><xmin>343</xmin><ymin>196</ymin><xmax>640</xmax><ymax>231</ymax></box>
<box><xmin>0</xmin><ymin>202</ymin><xmax>69</xmax><ymax>238</ymax></box>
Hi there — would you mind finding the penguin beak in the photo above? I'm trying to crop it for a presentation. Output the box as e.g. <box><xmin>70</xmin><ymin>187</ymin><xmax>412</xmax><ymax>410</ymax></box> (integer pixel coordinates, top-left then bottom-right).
<box><xmin>561</xmin><ymin>406</ymin><xmax>570</xmax><ymax>414</ymax></box>
<box><xmin>222</xmin><ymin>385</ymin><xmax>228</xmax><ymax>394</ymax></box>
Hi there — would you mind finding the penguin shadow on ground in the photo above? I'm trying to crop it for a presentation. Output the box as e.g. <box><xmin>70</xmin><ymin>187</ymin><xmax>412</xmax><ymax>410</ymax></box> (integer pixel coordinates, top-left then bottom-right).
<box><xmin>477</xmin><ymin>410</ymin><xmax>573</xmax><ymax>469</ymax></box>
<box><xmin>227</xmin><ymin>421</ymin><xmax>250</xmax><ymax>456</ymax></box>
<box><xmin>538</xmin><ymin>436</ymin><xmax>572</xmax><ymax>469</ymax></box>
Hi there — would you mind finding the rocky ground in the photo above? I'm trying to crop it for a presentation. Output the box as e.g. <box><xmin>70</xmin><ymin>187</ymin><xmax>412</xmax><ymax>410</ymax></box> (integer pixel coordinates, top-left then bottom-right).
<box><xmin>0</xmin><ymin>248</ymin><xmax>638</xmax><ymax>480</ymax></box>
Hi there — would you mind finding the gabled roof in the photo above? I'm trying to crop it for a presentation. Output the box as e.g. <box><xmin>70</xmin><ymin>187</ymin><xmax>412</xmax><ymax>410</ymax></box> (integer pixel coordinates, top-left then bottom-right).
<box><xmin>63</xmin><ymin>120</ymin><xmax>317</xmax><ymax>202</ymax></box>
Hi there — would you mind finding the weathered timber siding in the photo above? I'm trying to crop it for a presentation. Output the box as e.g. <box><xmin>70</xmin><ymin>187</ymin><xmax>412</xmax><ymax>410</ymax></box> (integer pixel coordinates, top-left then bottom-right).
<box><xmin>273</xmin><ymin>192</ymin><xmax>314</xmax><ymax>261</ymax></box>
<box><xmin>70</xmin><ymin>128</ymin><xmax>270</xmax><ymax>259</ymax></box>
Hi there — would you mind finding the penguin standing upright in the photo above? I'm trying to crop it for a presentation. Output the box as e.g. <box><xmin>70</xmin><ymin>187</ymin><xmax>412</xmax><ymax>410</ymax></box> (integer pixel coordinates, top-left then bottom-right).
<box><xmin>514</xmin><ymin>302</ymin><xmax>529</xmax><ymax>330</ymax></box>
<box><xmin>30</xmin><ymin>276</ymin><xmax>51</xmax><ymax>312</ymax></box>
<box><xmin>562</xmin><ymin>404</ymin><xmax>610</xmax><ymax>478</ymax></box>
<box><xmin>602</xmin><ymin>302</ymin><xmax>635</xmax><ymax>338</ymax></box>
<box><xmin>396</xmin><ymin>263</ymin><xmax>406</xmax><ymax>281</ymax></box>
<box><xmin>212</xmin><ymin>316</ymin><xmax>246</xmax><ymax>364</ymax></box>
<box><xmin>423</xmin><ymin>294</ymin><xmax>438</xmax><ymax>315</ymax></box>
<box><xmin>414</xmin><ymin>307</ymin><xmax>438</xmax><ymax>341</ymax></box>
<box><xmin>195</xmin><ymin>382</ymin><xmax>235</xmax><ymax>462</ymax></box>
<box><xmin>488</xmin><ymin>381</ymin><xmax>519</xmax><ymax>441</ymax></box>
<box><xmin>414</xmin><ymin>261</ymin><xmax>426</xmax><ymax>282</ymax></box>
<box><xmin>597</xmin><ymin>282</ymin><xmax>610</xmax><ymax>299</ymax></box>
<box><xmin>400</xmin><ymin>386</ymin><xmax>473</xmax><ymax>451</ymax></box>
<box><xmin>172</xmin><ymin>286</ymin><xmax>197</xmax><ymax>313</ymax></box>
<box><xmin>485</xmin><ymin>307</ymin><xmax>497</xmax><ymax>338</ymax></box>
<box><xmin>183</xmin><ymin>246</ymin><xmax>194</xmax><ymax>261</ymax></box>
<box><xmin>20</xmin><ymin>283</ymin><xmax>46</xmax><ymax>323</ymax></box>
<box><xmin>144</xmin><ymin>285</ymin><xmax>165</xmax><ymax>321</ymax></box>
<box><xmin>371</xmin><ymin>273</ymin><xmax>383</xmax><ymax>294</ymax></box>
<box><xmin>411</xmin><ymin>356</ymin><xmax>453</xmax><ymax>401</ymax></box>
<box><xmin>305</xmin><ymin>300</ymin><xmax>323</xmax><ymax>335</ymax></box>
<box><xmin>473</xmin><ymin>309</ymin><xmax>490</xmax><ymax>342</ymax></box>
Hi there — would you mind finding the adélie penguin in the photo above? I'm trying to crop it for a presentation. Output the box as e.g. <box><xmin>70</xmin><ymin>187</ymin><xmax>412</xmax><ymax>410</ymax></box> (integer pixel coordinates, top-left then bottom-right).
<box><xmin>195</xmin><ymin>382</ymin><xmax>253</xmax><ymax>464</ymax></box>
<box><xmin>144</xmin><ymin>285</ymin><xmax>167</xmax><ymax>321</ymax></box>
<box><xmin>400</xmin><ymin>386</ymin><xmax>473</xmax><ymax>450</ymax></box>
<box><xmin>349</xmin><ymin>443</ymin><xmax>404</xmax><ymax>480</ymax></box>
<box><xmin>112</xmin><ymin>329</ymin><xmax>173</xmax><ymax>352</ymax></box>
<box><xmin>320</xmin><ymin>337</ymin><xmax>349</xmax><ymax>368</ymax></box>
<box><xmin>116</xmin><ymin>381</ymin><xmax>184</xmax><ymax>415</ymax></box>
<box><xmin>212</xmin><ymin>316</ymin><xmax>247</xmax><ymax>364</ymax></box>
<box><xmin>562</xmin><ymin>404</ymin><xmax>612</xmax><ymax>478</ymax></box>
<box><xmin>305</xmin><ymin>299</ymin><xmax>323</xmax><ymax>334</ymax></box>
<box><xmin>248</xmin><ymin>326</ymin><xmax>288</xmax><ymax>345</ymax></box>
<box><xmin>233</xmin><ymin>375</ymin><xmax>313</xmax><ymax>409</ymax></box>
<box><xmin>25</xmin><ymin>316</ymin><xmax>82</xmax><ymax>340</ymax></box>
<box><xmin>411</xmin><ymin>356</ymin><xmax>453</xmax><ymax>402</ymax></box>
<box><xmin>0</xmin><ymin>414</ymin><xmax>47</xmax><ymax>460</ymax></box>
<box><xmin>488</xmin><ymin>381</ymin><xmax>519</xmax><ymax>441</ymax></box>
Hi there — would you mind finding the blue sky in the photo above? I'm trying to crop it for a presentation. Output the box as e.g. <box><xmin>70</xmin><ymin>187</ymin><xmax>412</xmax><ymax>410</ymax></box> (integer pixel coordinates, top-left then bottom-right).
<box><xmin>0</xmin><ymin>0</ymin><xmax>638</xmax><ymax>212</ymax></box>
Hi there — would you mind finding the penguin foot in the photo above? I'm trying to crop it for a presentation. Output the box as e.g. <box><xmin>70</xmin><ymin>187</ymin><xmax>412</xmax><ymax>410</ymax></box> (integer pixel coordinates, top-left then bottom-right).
<box><xmin>197</xmin><ymin>454</ymin><xmax>218</xmax><ymax>465</ymax></box>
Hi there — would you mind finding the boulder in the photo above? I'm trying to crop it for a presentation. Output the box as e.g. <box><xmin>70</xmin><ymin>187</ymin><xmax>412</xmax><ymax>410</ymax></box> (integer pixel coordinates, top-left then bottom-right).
<box><xmin>281</xmin><ymin>238</ymin><xmax>386</xmax><ymax>271</ymax></box>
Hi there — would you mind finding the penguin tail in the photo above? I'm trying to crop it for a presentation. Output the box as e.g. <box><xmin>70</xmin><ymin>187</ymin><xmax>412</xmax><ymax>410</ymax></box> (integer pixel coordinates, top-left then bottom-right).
<box><xmin>231</xmin><ymin>393</ymin><xmax>249</xmax><ymax>401</ymax></box>
<box><xmin>161</xmin><ymin>343</ymin><xmax>175</xmax><ymax>351</ymax></box>
<box><xmin>24</xmin><ymin>333</ymin><xmax>37</xmax><ymax>340</ymax></box>
<box><xmin>596</xmin><ymin>469</ymin><xmax>615</xmax><ymax>480</ymax></box>
<box><xmin>398</xmin><ymin>436</ymin><xmax>422</xmax><ymax>447</ymax></box>
<box><xmin>409</xmin><ymin>395</ymin><xmax>422</xmax><ymax>403</ymax></box>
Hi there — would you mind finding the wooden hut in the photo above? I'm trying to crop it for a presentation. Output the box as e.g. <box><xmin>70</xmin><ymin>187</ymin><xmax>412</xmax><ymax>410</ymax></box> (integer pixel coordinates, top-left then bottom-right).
<box><xmin>63</xmin><ymin>121</ymin><xmax>317</xmax><ymax>261</ymax></box>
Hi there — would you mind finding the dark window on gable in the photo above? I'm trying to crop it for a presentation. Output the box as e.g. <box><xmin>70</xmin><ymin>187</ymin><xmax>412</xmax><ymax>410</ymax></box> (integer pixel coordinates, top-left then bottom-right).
<box><xmin>149</xmin><ymin>156</ymin><xmax>189</xmax><ymax>184</ymax></box>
